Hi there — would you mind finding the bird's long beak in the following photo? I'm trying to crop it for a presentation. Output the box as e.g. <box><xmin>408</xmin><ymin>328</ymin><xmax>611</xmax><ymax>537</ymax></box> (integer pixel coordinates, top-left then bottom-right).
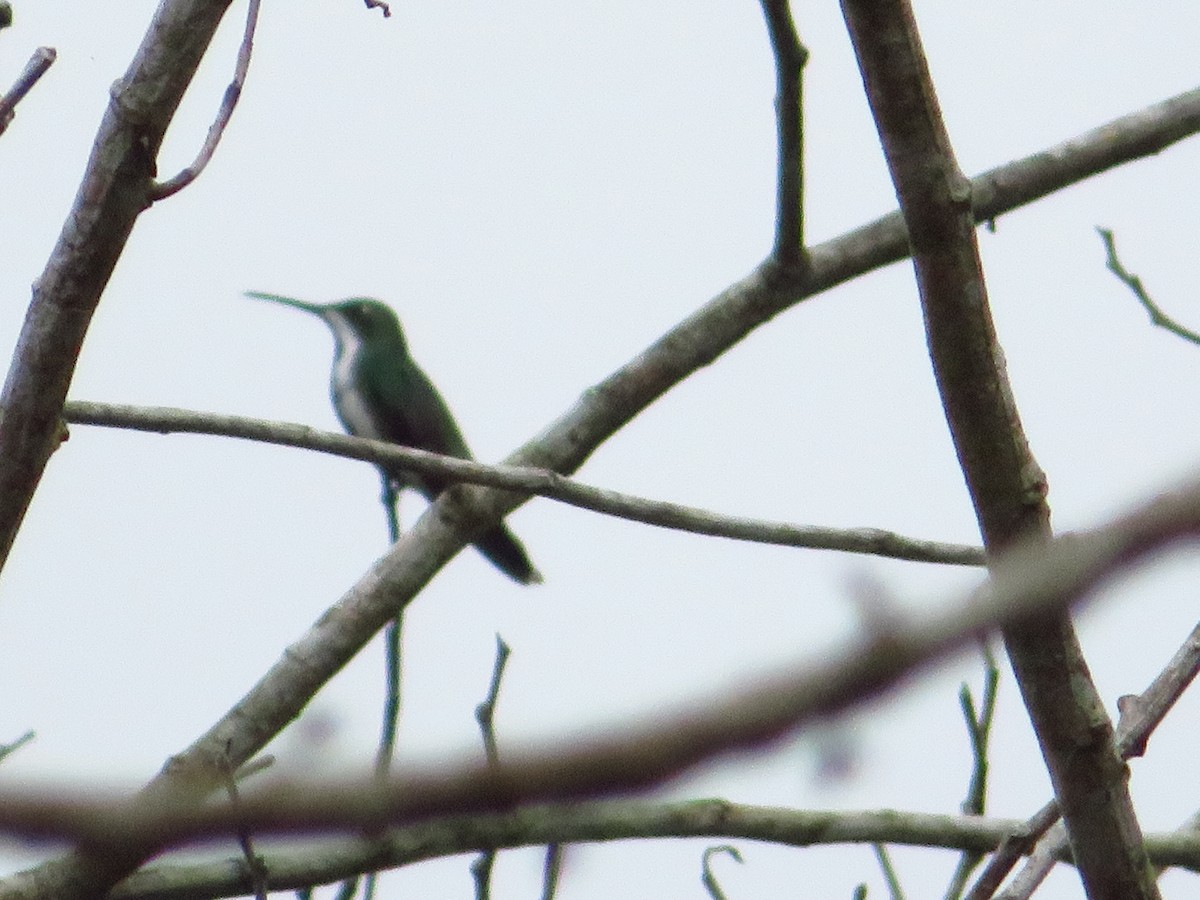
<box><xmin>245</xmin><ymin>291</ymin><xmax>326</xmax><ymax>317</ymax></box>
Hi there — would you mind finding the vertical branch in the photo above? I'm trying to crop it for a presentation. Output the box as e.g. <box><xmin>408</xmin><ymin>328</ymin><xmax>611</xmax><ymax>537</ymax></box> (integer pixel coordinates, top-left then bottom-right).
<box><xmin>471</xmin><ymin>636</ymin><xmax>513</xmax><ymax>900</ymax></box>
<box><xmin>837</xmin><ymin>2</ymin><xmax>1159</xmax><ymax>900</ymax></box>
<box><xmin>375</xmin><ymin>478</ymin><xmax>404</xmax><ymax>777</ymax></box>
<box><xmin>355</xmin><ymin>478</ymin><xmax>407</xmax><ymax>900</ymax></box>
<box><xmin>943</xmin><ymin>645</ymin><xmax>999</xmax><ymax>900</ymax></box>
<box><xmin>758</xmin><ymin>0</ymin><xmax>808</xmax><ymax>270</ymax></box>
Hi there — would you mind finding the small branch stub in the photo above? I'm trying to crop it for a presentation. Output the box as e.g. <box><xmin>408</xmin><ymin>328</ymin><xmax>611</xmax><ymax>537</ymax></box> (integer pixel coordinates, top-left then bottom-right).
<box><xmin>0</xmin><ymin>46</ymin><xmax>56</xmax><ymax>137</ymax></box>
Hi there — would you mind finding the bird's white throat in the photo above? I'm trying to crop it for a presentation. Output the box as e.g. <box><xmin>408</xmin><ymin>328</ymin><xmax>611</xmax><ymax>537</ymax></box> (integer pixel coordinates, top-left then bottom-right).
<box><xmin>325</xmin><ymin>310</ymin><xmax>384</xmax><ymax>441</ymax></box>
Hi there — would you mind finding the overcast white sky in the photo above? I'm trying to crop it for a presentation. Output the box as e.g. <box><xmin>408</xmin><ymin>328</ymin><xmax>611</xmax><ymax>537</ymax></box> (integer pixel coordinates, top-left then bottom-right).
<box><xmin>1</xmin><ymin>2</ymin><xmax>1199</xmax><ymax>897</ymax></box>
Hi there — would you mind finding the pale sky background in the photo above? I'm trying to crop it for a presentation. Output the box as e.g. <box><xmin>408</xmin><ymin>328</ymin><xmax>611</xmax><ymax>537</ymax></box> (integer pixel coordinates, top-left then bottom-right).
<box><xmin>1</xmin><ymin>2</ymin><xmax>1199</xmax><ymax>898</ymax></box>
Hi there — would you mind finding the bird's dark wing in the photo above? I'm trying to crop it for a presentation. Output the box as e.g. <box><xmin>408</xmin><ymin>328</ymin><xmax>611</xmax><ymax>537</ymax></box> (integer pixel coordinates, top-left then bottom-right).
<box><xmin>357</xmin><ymin>344</ymin><xmax>542</xmax><ymax>585</ymax></box>
<box><xmin>356</xmin><ymin>345</ymin><xmax>472</xmax><ymax>494</ymax></box>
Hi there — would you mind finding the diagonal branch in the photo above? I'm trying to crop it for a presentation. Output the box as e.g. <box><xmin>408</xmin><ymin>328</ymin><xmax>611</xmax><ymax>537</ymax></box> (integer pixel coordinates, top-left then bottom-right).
<box><xmin>838</xmin><ymin>2</ymin><xmax>1158</xmax><ymax>899</ymax></box>
<box><xmin>0</xmin><ymin>0</ymin><xmax>238</xmax><ymax>580</ymax></box>
<box><xmin>1097</xmin><ymin>227</ymin><xmax>1200</xmax><ymax>346</ymax></box>
<box><xmin>0</xmin><ymin>46</ymin><xmax>56</xmax><ymax>137</ymax></box>
<box><xmin>966</xmin><ymin>620</ymin><xmax>1200</xmax><ymax>899</ymax></box>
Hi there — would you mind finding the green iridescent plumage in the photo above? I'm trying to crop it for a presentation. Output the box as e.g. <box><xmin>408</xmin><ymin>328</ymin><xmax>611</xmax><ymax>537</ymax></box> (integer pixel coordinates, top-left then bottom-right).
<box><xmin>249</xmin><ymin>291</ymin><xmax>541</xmax><ymax>585</ymax></box>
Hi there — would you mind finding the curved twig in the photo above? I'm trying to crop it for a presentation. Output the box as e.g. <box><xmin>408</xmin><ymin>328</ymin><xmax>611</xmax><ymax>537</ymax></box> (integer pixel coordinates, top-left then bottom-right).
<box><xmin>62</xmin><ymin>400</ymin><xmax>984</xmax><ymax>565</ymax></box>
<box><xmin>150</xmin><ymin>0</ymin><xmax>262</xmax><ymax>199</ymax></box>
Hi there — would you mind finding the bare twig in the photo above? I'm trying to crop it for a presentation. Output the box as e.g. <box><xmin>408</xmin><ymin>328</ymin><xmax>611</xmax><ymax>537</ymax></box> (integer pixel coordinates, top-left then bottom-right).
<box><xmin>374</xmin><ymin>479</ymin><xmax>405</xmax><ymax>781</ymax></box>
<box><xmin>701</xmin><ymin>845</ymin><xmax>743</xmax><ymax>900</ymax></box>
<box><xmin>475</xmin><ymin>636</ymin><xmax>512</xmax><ymax>767</ymax></box>
<box><xmin>0</xmin><ymin>46</ymin><xmax>56</xmax><ymax>137</ymax></box>
<box><xmin>471</xmin><ymin>636</ymin><xmax>512</xmax><ymax>900</ymax></box>
<box><xmin>540</xmin><ymin>843</ymin><xmax>563</xmax><ymax>900</ymax></box>
<box><xmin>0</xmin><ymin>730</ymin><xmax>34</xmax><ymax>764</ymax></box>
<box><xmin>758</xmin><ymin>0</ymin><xmax>809</xmax><ymax>267</ymax></box>
<box><xmin>840</xmin><ymin>2</ymin><xmax>1158</xmax><ymax>897</ymax></box>
<box><xmin>220</xmin><ymin>747</ymin><xmax>268</xmax><ymax>900</ymax></box>
<box><xmin>350</xmin><ymin>481</ymin><xmax>405</xmax><ymax>900</ymax></box>
<box><xmin>62</xmin><ymin>401</ymin><xmax>984</xmax><ymax>566</ymax></box>
<box><xmin>469</xmin><ymin>853</ymin><xmax>493</xmax><ymax>900</ymax></box>
<box><xmin>150</xmin><ymin>0</ymin><xmax>261</xmax><ymax>199</ymax></box>
<box><xmin>965</xmin><ymin>802</ymin><xmax>1060</xmax><ymax>900</ymax></box>
<box><xmin>873</xmin><ymin>843</ymin><xmax>906</xmax><ymax>899</ymax></box>
<box><xmin>943</xmin><ymin>645</ymin><xmax>1000</xmax><ymax>900</ymax></box>
<box><xmin>976</xmin><ymin>620</ymin><xmax>1200</xmax><ymax>900</ymax></box>
<box><xmin>1097</xmin><ymin>227</ymin><xmax>1200</xmax><ymax>346</ymax></box>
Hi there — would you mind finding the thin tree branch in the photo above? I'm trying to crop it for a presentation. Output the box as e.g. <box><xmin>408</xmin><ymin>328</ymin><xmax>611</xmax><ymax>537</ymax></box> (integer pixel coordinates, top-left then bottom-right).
<box><xmin>701</xmin><ymin>845</ymin><xmax>743</xmax><ymax>900</ymax></box>
<box><xmin>540</xmin><ymin>844</ymin><xmax>563</xmax><ymax>900</ymax></box>
<box><xmin>374</xmin><ymin>480</ymin><xmax>404</xmax><ymax>782</ymax></box>
<box><xmin>95</xmin><ymin>804</ymin><xmax>1035</xmax><ymax>899</ymax></box>
<box><xmin>0</xmin><ymin>730</ymin><xmax>34</xmax><ymax>765</ymax></box>
<box><xmin>150</xmin><ymin>0</ymin><xmax>261</xmax><ymax>199</ymax></box>
<box><xmin>219</xmin><ymin>750</ymin><xmax>268</xmax><ymax>900</ymax></box>
<box><xmin>758</xmin><ymin>0</ymin><xmax>809</xmax><ymax>268</ymax></box>
<box><xmin>61</xmin><ymin>401</ymin><xmax>985</xmax><ymax>565</ymax></box>
<box><xmin>0</xmin><ymin>46</ymin><xmax>55</xmax><ymax>137</ymax></box>
<box><xmin>839</xmin><ymin>3</ymin><xmax>1157</xmax><ymax>899</ymax></box>
<box><xmin>943</xmin><ymin>645</ymin><xmax>999</xmax><ymax>900</ymax></box>
<box><xmin>969</xmin><ymin>619</ymin><xmax>1200</xmax><ymax>900</ymax></box>
<box><xmin>1097</xmin><ymin>227</ymin><xmax>1200</xmax><ymax>346</ymax></box>
<box><xmin>475</xmin><ymin>636</ymin><xmax>512</xmax><ymax>768</ymax></box>
<box><xmin>69</xmin><ymin>802</ymin><xmax>1200</xmax><ymax>899</ymax></box>
<box><xmin>470</xmin><ymin>636</ymin><xmax>511</xmax><ymax>900</ymax></box>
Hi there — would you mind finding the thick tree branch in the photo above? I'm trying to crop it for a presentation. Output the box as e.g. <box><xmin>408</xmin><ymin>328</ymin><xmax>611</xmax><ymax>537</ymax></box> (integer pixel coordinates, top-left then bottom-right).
<box><xmin>63</xmin><ymin>400</ymin><xmax>984</xmax><ymax>566</ymax></box>
<box><xmin>0</xmin><ymin>0</ymin><xmax>236</xmax><ymax>580</ymax></box>
<box><xmin>839</xmin><ymin>2</ymin><xmax>1158</xmax><ymax>899</ymax></box>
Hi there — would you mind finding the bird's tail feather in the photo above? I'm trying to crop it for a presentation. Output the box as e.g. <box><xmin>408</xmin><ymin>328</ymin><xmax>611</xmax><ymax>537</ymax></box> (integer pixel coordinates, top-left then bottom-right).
<box><xmin>475</xmin><ymin>525</ymin><xmax>543</xmax><ymax>585</ymax></box>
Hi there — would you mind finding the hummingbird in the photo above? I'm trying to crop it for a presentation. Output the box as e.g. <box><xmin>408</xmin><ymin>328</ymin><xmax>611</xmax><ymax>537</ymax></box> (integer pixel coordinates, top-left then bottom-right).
<box><xmin>248</xmin><ymin>292</ymin><xmax>541</xmax><ymax>585</ymax></box>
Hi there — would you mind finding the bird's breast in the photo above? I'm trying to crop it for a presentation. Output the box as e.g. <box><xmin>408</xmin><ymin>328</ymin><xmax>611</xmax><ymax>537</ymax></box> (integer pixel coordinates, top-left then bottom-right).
<box><xmin>329</xmin><ymin>336</ymin><xmax>386</xmax><ymax>441</ymax></box>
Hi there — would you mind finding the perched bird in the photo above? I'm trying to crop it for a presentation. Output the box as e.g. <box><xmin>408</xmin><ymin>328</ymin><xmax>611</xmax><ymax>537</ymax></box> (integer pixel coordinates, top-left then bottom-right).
<box><xmin>248</xmin><ymin>292</ymin><xmax>541</xmax><ymax>585</ymax></box>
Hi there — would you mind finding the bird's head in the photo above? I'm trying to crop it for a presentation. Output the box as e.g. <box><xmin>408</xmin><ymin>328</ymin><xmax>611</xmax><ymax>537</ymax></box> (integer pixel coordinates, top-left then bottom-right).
<box><xmin>247</xmin><ymin>292</ymin><xmax>408</xmax><ymax>350</ymax></box>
